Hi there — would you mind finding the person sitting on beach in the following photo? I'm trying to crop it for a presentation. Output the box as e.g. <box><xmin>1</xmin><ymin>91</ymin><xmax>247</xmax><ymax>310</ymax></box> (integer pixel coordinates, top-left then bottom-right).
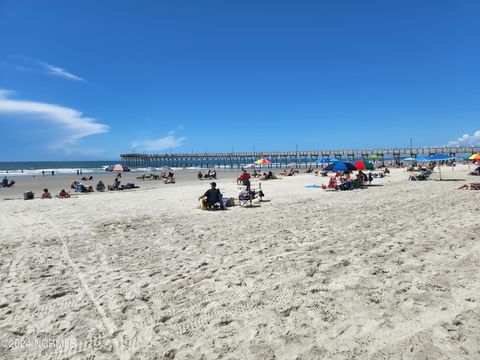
<box><xmin>197</xmin><ymin>171</ymin><xmax>203</xmax><ymax>180</ymax></box>
<box><xmin>70</xmin><ymin>181</ymin><xmax>77</xmax><ymax>190</ymax></box>
<box><xmin>41</xmin><ymin>188</ymin><xmax>52</xmax><ymax>199</ymax></box>
<box><xmin>409</xmin><ymin>169</ymin><xmax>427</xmax><ymax>181</ymax></box>
<box><xmin>322</xmin><ymin>176</ymin><xmax>338</xmax><ymax>190</ymax></box>
<box><xmin>368</xmin><ymin>172</ymin><xmax>373</xmax><ymax>185</ymax></box>
<box><xmin>198</xmin><ymin>182</ymin><xmax>224</xmax><ymax>210</ymax></box>
<box><xmin>96</xmin><ymin>180</ymin><xmax>105</xmax><ymax>192</ymax></box>
<box><xmin>1</xmin><ymin>177</ymin><xmax>8</xmax><ymax>187</ymax></box>
<box><xmin>108</xmin><ymin>178</ymin><xmax>121</xmax><ymax>191</ymax></box>
<box><xmin>58</xmin><ymin>189</ymin><xmax>71</xmax><ymax>198</ymax></box>
<box><xmin>260</xmin><ymin>171</ymin><xmax>276</xmax><ymax>180</ymax></box>
<box><xmin>468</xmin><ymin>166</ymin><xmax>480</xmax><ymax>176</ymax></box>
<box><xmin>164</xmin><ymin>172</ymin><xmax>175</xmax><ymax>184</ymax></box>
<box><xmin>384</xmin><ymin>168</ymin><xmax>390</xmax><ymax>175</ymax></box>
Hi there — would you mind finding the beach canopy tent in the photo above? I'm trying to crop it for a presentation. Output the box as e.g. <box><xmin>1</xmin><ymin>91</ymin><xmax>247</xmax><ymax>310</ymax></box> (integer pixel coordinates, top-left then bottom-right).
<box><xmin>287</xmin><ymin>163</ymin><xmax>297</xmax><ymax>168</ymax></box>
<box><xmin>325</xmin><ymin>161</ymin><xmax>356</xmax><ymax>172</ymax></box>
<box><xmin>113</xmin><ymin>164</ymin><xmax>124</xmax><ymax>172</ymax></box>
<box><xmin>160</xmin><ymin>166</ymin><xmax>173</xmax><ymax>172</ymax></box>
<box><xmin>428</xmin><ymin>154</ymin><xmax>455</xmax><ymax>180</ymax></box>
<box><xmin>245</xmin><ymin>163</ymin><xmax>257</xmax><ymax>168</ymax></box>
<box><xmin>468</xmin><ymin>153</ymin><xmax>480</xmax><ymax>160</ymax></box>
<box><xmin>255</xmin><ymin>158</ymin><xmax>272</xmax><ymax>165</ymax></box>
<box><xmin>353</xmin><ymin>160</ymin><xmax>374</xmax><ymax>171</ymax></box>
<box><xmin>316</xmin><ymin>157</ymin><xmax>339</xmax><ymax>164</ymax></box>
<box><xmin>403</xmin><ymin>157</ymin><xmax>416</xmax><ymax>162</ymax></box>
<box><xmin>367</xmin><ymin>155</ymin><xmax>382</xmax><ymax>161</ymax></box>
<box><xmin>416</xmin><ymin>156</ymin><xmax>431</xmax><ymax>162</ymax></box>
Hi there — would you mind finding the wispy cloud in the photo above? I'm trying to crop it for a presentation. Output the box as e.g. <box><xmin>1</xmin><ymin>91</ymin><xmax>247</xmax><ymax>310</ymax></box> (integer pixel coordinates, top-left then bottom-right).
<box><xmin>0</xmin><ymin>89</ymin><xmax>108</xmax><ymax>152</ymax></box>
<box><xmin>9</xmin><ymin>55</ymin><xmax>86</xmax><ymax>82</ymax></box>
<box><xmin>447</xmin><ymin>130</ymin><xmax>480</xmax><ymax>146</ymax></box>
<box><xmin>132</xmin><ymin>132</ymin><xmax>187</xmax><ymax>152</ymax></box>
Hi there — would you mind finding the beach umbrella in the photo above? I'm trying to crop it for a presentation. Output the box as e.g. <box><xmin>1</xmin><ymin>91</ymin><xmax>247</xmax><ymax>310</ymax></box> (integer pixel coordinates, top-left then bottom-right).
<box><xmin>325</xmin><ymin>161</ymin><xmax>356</xmax><ymax>172</ymax></box>
<box><xmin>403</xmin><ymin>157</ymin><xmax>416</xmax><ymax>162</ymax></box>
<box><xmin>255</xmin><ymin>158</ymin><xmax>272</xmax><ymax>165</ymax></box>
<box><xmin>416</xmin><ymin>156</ymin><xmax>431</xmax><ymax>162</ymax></box>
<box><xmin>468</xmin><ymin>153</ymin><xmax>480</xmax><ymax>160</ymax></box>
<box><xmin>353</xmin><ymin>160</ymin><xmax>366</xmax><ymax>170</ymax></box>
<box><xmin>113</xmin><ymin>164</ymin><xmax>124</xmax><ymax>172</ymax></box>
<box><xmin>353</xmin><ymin>160</ymin><xmax>374</xmax><ymax>171</ymax></box>
<box><xmin>245</xmin><ymin>163</ymin><xmax>257</xmax><ymax>168</ymax></box>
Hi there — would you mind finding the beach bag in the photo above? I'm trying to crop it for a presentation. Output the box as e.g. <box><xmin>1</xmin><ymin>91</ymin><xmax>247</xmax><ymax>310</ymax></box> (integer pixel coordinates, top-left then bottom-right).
<box><xmin>222</xmin><ymin>197</ymin><xmax>236</xmax><ymax>208</ymax></box>
<box><xmin>24</xmin><ymin>191</ymin><xmax>34</xmax><ymax>200</ymax></box>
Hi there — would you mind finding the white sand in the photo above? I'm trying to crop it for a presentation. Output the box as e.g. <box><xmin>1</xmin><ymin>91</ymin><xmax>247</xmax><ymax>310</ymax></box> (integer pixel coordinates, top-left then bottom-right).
<box><xmin>0</xmin><ymin>166</ymin><xmax>479</xmax><ymax>359</ymax></box>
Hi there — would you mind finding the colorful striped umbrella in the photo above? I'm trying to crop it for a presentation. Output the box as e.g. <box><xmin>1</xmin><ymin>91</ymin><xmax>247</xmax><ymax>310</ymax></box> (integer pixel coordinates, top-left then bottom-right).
<box><xmin>255</xmin><ymin>158</ymin><xmax>272</xmax><ymax>165</ymax></box>
<box><xmin>468</xmin><ymin>153</ymin><xmax>480</xmax><ymax>160</ymax></box>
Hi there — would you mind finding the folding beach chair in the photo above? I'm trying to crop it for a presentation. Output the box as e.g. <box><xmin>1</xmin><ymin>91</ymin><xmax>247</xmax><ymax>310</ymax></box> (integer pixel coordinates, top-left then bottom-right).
<box><xmin>238</xmin><ymin>183</ymin><xmax>264</xmax><ymax>207</ymax></box>
<box><xmin>470</xmin><ymin>183</ymin><xmax>480</xmax><ymax>190</ymax></box>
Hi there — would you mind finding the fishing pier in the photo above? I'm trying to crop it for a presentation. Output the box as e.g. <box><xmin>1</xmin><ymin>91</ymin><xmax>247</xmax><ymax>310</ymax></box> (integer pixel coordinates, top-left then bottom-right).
<box><xmin>121</xmin><ymin>146</ymin><xmax>479</xmax><ymax>168</ymax></box>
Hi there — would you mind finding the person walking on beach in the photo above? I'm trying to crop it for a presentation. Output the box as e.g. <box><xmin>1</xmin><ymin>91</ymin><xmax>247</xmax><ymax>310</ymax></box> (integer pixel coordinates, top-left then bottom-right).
<box><xmin>76</xmin><ymin>170</ymin><xmax>79</xmax><ymax>175</ymax></box>
<box><xmin>51</xmin><ymin>170</ymin><xmax>55</xmax><ymax>176</ymax></box>
<box><xmin>42</xmin><ymin>170</ymin><xmax>45</xmax><ymax>177</ymax></box>
<box><xmin>238</xmin><ymin>169</ymin><xmax>251</xmax><ymax>190</ymax></box>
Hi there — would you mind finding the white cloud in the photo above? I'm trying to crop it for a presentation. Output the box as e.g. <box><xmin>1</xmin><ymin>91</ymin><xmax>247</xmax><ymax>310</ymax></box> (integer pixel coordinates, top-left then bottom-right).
<box><xmin>9</xmin><ymin>55</ymin><xmax>86</xmax><ymax>82</ymax></box>
<box><xmin>41</xmin><ymin>62</ymin><xmax>86</xmax><ymax>82</ymax></box>
<box><xmin>132</xmin><ymin>134</ymin><xmax>186</xmax><ymax>152</ymax></box>
<box><xmin>447</xmin><ymin>130</ymin><xmax>480</xmax><ymax>146</ymax></box>
<box><xmin>0</xmin><ymin>89</ymin><xmax>108</xmax><ymax>152</ymax></box>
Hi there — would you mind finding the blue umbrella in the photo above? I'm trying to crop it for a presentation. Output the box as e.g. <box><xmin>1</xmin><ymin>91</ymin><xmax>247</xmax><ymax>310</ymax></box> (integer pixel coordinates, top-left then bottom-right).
<box><xmin>325</xmin><ymin>161</ymin><xmax>356</xmax><ymax>172</ymax></box>
<box><xmin>416</xmin><ymin>156</ymin><xmax>431</xmax><ymax>162</ymax></box>
<box><xmin>429</xmin><ymin>154</ymin><xmax>454</xmax><ymax>161</ymax></box>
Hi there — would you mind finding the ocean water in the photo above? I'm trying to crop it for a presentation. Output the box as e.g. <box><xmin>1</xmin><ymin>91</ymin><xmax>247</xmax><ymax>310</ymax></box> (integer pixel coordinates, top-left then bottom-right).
<box><xmin>0</xmin><ymin>161</ymin><xmax>223</xmax><ymax>178</ymax></box>
<box><xmin>0</xmin><ymin>161</ymin><xmax>119</xmax><ymax>177</ymax></box>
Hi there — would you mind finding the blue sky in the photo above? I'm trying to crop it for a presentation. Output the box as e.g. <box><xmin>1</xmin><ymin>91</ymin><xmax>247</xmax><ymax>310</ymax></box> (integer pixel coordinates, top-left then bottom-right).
<box><xmin>1</xmin><ymin>0</ymin><xmax>479</xmax><ymax>160</ymax></box>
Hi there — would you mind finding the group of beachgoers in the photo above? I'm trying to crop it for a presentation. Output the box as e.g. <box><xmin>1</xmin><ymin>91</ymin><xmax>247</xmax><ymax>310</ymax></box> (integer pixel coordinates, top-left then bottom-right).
<box><xmin>1</xmin><ymin>176</ymin><xmax>15</xmax><ymax>188</ymax></box>
<box><xmin>199</xmin><ymin>169</ymin><xmax>268</xmax><ymax>211</ymax></box>
<box><xmin>197</xmin><ymin>169</ymin><xmax>217</xmax><ymax>180</ymax></box>
<box><xmin>138</xmin><ymin>171</ymin><xmax>176</xmax><ymax>183</ymax></box>
<box><xmin>322</xmin><ymin>170</ymin><xmax>378</xmax><ymax>191</ymax></box>
<box><xmin>40</xmin><ymin>188</ymin><xmax>71</xmax><ymax>199</ymax></box>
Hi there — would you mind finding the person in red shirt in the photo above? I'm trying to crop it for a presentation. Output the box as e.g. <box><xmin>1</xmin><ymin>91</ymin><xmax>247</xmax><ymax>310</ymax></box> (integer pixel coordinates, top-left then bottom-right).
<box><xmin>238</xmin><ymin>170</ymin><xmax>251</xmax><ymax>190</ymax></box>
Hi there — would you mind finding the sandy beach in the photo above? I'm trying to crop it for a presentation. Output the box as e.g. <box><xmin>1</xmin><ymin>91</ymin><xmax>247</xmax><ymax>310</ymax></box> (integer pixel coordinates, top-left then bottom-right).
<box><xmin>0</xmin><ymin>165</ymin><xmax>479</xmax><ymax>359</ymax></box>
